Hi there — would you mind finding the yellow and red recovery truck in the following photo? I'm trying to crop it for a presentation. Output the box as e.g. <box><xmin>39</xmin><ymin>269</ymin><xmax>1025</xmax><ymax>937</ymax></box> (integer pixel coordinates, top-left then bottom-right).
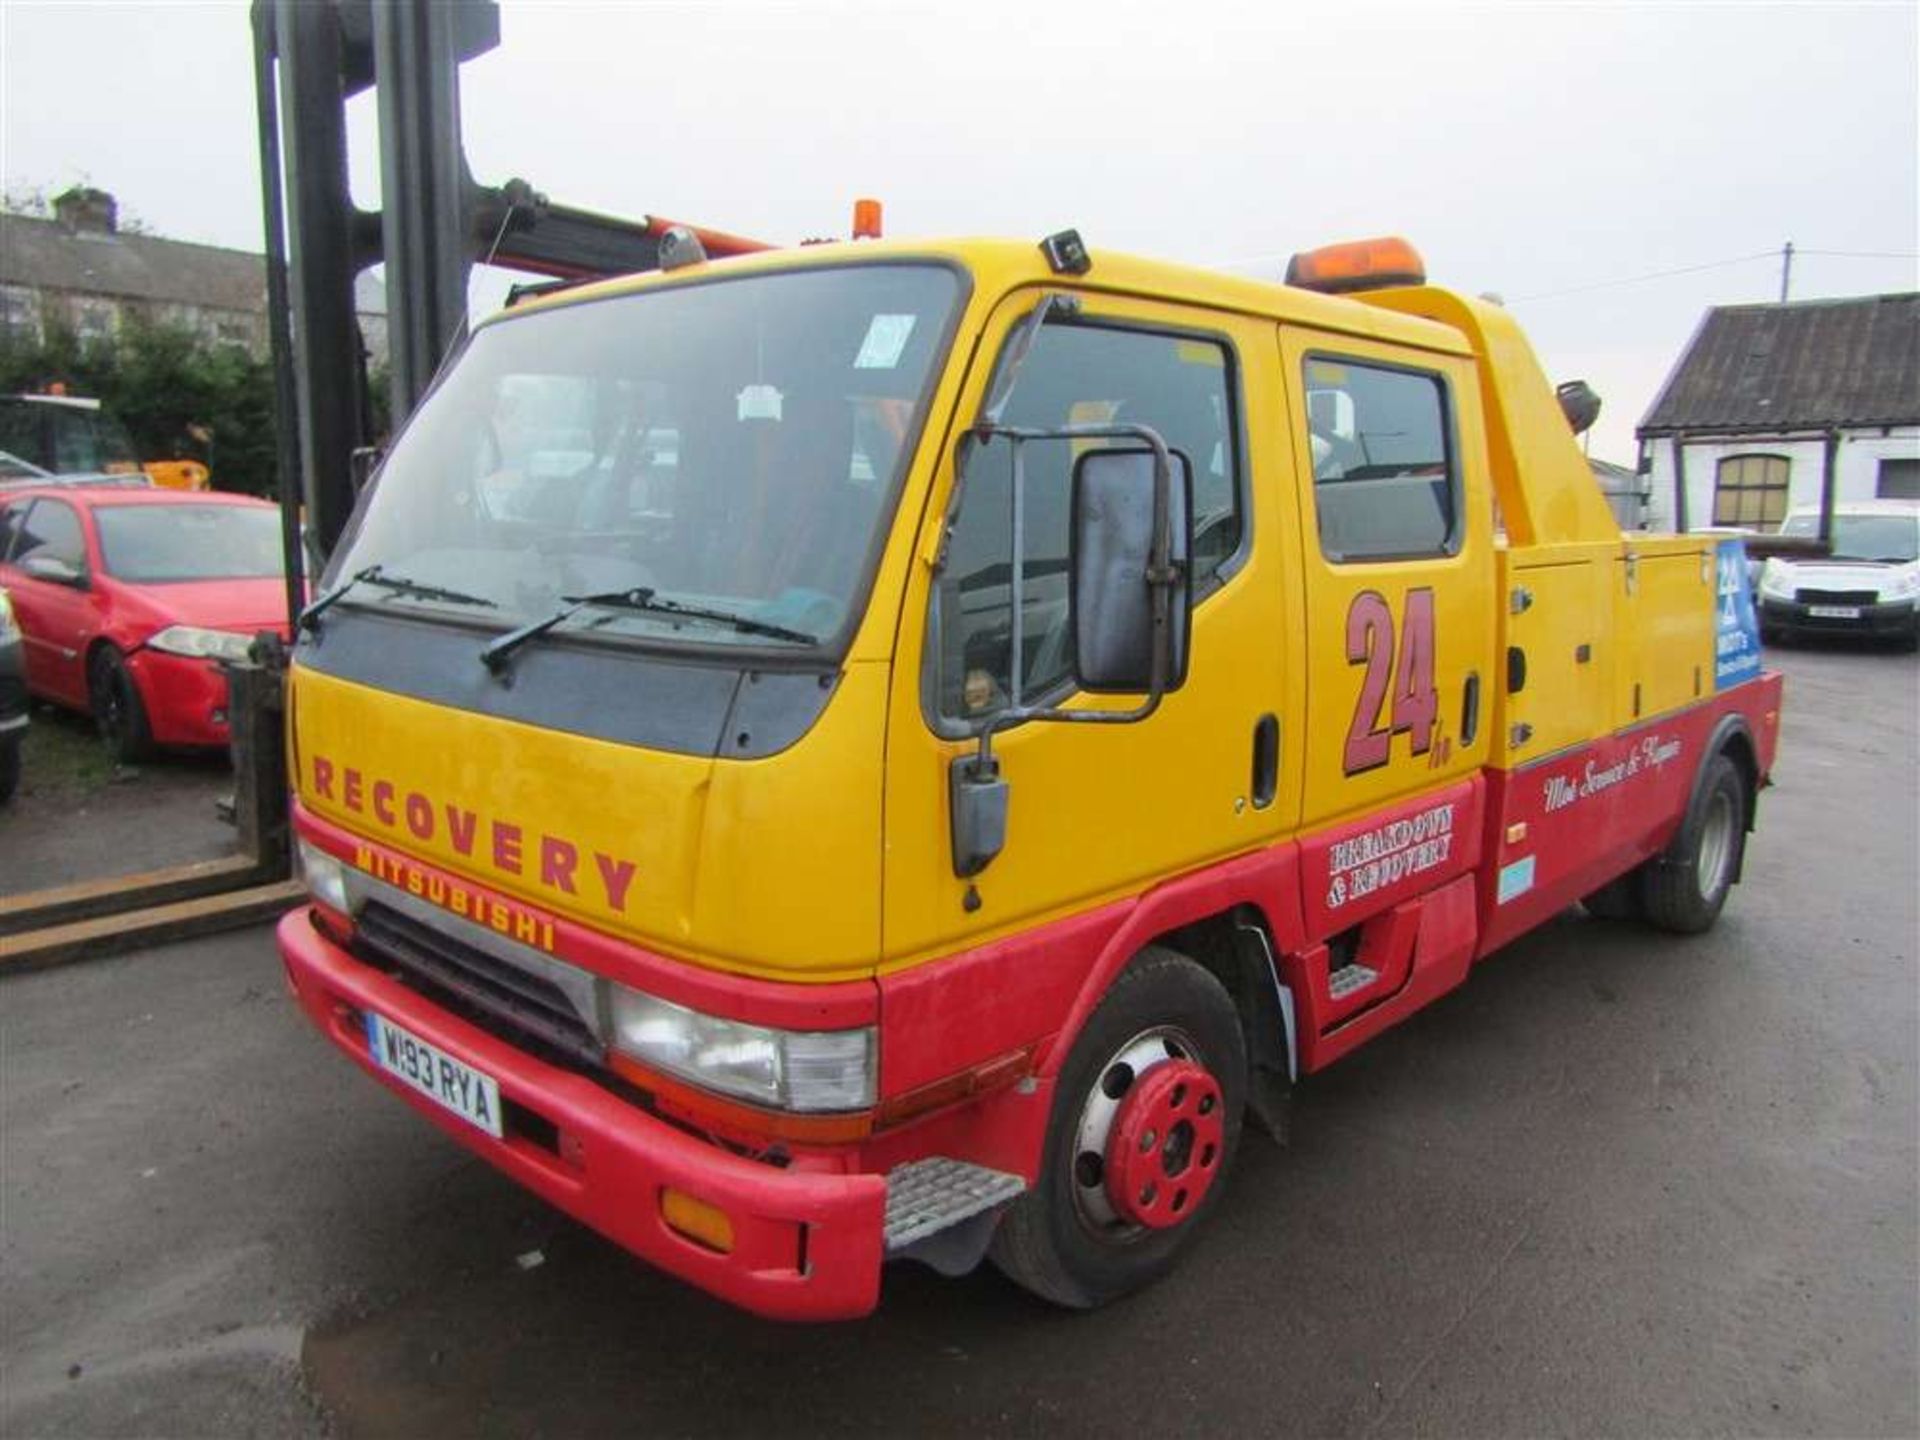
<box><xmin>278</xmin><ymin>232</ymin><xmax>1782</xmax><ymax>1318</ymax></box>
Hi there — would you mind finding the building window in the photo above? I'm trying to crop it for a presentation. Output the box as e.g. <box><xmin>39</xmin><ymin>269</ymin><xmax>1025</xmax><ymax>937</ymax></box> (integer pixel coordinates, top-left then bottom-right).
<box><xmin>1713</xmin><ymin>453</ymin><xmax>1791</xmax><ymax>530</ymax></box>
<box><xmin>1877</xmin><ymin>458</ymin><xmax>1920</xmax><ymax>500</ymax></box>
<box><xmin>0</xmin><ymin>284</ymin><xmax>42</xmax><ymax>343</ymax></box>
<box><xmin>72</xmin><ymin>296</ymin><xmax>119</xmax><ymax>347</ymax></box>
<box><xmin>1303</xmin><ymin>356</ymin><xmax>1459</xmax><ymax>561</ymax></box>
<box><xmin>213</xmin><ymin>314</ymin><xmax>258</xmax><ymax>348</ymax></box>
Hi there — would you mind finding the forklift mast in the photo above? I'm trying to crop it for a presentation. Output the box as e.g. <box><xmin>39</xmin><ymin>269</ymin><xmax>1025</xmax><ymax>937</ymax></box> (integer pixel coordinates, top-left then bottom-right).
<box><xmin>250</xmin><ymin>0</ymin><xmax>767</xmax><ymax>612</ymax></box>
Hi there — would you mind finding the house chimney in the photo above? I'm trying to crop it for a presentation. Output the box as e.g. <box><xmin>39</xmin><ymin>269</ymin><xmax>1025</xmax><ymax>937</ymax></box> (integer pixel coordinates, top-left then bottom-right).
<box><xmin>52</xmin><ymin>186</ymin><xmax>118</xmax><ymax>235</ymax></box>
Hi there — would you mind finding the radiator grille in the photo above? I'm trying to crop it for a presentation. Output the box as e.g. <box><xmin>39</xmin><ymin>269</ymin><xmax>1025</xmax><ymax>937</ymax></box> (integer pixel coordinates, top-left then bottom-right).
<box><xmin>356</xmin><ymin>902</ymin><xmax>604</xmax><ymax>1067</ymax></box>
<box><xmin>1794</xmin><ymin>588</ymin><xmax>1878</xmax><ymax>606</ymax></box>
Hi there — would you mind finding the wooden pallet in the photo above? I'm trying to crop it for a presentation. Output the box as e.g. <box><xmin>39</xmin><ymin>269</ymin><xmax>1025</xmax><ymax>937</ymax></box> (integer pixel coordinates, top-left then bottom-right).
<box><xmin>0</xmin><ymin>880</ymin><xmax>305</xmax><ymax>974</ymax></box>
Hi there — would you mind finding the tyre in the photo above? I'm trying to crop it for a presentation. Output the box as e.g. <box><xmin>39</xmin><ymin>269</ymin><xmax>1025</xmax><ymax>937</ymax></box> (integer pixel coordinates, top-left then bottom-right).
<box><xmin>1641</xmin><ymin>752</ymin><xmax>1748</xmax><ymax>934</ymax></box>
<box><xmin>989</xmin><ymin>946</ymin><xmax>1247</xmax><ymax>1309</ymax></box>
<box><xmin>89</xmin><ymin>647</ymin><xmax>153</xmax><ymax>764</ymax></box>
<box><xmin>0</xmin><ymin>736</ymin><xmax>18</xmax><ymax>804</ymax></box>
<box><xmin>1581</xmin><ymin>871</ymin><xmax>1643</xmax><ymax>920</ymax></box>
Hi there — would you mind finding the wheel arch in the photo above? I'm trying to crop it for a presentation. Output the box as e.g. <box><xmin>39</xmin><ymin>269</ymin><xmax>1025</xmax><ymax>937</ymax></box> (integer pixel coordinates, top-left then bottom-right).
<box><xmin>1698</xmin><ymin>710</ymin><xmax>1760</xmax><ymax>833</ymax></box>
<box><xmin>1035</xmin><ymin>848</ymin><xmax>1304</xmax><ymax>1137</ymax></box>
<box><xmin>1659</xmin><ymin>712</ymin><xmax>1759</xmax><ymax>892</ymax></box>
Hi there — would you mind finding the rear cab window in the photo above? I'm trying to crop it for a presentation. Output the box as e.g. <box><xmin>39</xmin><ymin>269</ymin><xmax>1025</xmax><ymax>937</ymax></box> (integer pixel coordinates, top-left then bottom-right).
<box><xmin>1302</xmin><ymin>356</ymin><xmax>1459</xmax><ymax>562</ymax></box>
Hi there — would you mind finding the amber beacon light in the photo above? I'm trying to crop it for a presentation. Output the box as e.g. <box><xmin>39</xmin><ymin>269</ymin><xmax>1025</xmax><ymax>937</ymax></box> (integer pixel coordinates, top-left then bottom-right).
<box><xmin>1285</xmin><ymin>236</ymin><xmax>1427</xmax><ymax>294</ymax></box>
<box><xmin>852</xmin><ymin>198</ymin><xmax>884</xmax><ymax>240</ymax></box>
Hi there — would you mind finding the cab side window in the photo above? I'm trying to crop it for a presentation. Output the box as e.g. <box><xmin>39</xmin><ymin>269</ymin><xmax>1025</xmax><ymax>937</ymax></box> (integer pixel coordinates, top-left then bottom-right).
<box><xmin>1304</xmin><ymin>358</ymin><xmax>1458</xmax><ymax>562</ymax></box>
<box><xmin>11</xmin><ymin>499</ymin><xmax>87</xmax><ymax>573</ymax></box>
<box><xmin>933</xmin><ymin>322</ymin><xmax>1242</xmax><ymax>723</ymax></box>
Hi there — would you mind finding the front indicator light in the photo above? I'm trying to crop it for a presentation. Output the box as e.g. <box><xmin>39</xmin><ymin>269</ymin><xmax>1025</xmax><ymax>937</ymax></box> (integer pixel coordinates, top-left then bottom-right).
<box><xmin>608</xmin><ymin>986</ymin><xmax>875</xmax><ymax>1113</ymax></box>
<box><xmin>660</xmin><ymin>1188</ymin><xmax>735</xmax><ymax>1253</ymax></box>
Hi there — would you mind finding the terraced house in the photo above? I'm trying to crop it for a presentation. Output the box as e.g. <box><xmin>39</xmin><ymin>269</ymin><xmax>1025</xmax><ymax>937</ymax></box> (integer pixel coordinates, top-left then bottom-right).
<box><xmin>0</xmin><ymin>185</ymin><xmax>387</xmax><ymax>360</ymax></box>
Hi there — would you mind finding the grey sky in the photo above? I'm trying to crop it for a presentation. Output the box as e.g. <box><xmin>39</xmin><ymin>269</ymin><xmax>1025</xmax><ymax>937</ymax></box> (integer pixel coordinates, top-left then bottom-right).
<box><xmin>5</xmin><ymin>0</ymin><xmax>1916</xmax><ymax>462</ymax></box>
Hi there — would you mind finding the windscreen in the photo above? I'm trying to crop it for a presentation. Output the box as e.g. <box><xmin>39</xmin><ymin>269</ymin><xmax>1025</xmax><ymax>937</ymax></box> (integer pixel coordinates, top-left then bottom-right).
<box><xmin>330</xmin><ymin>263</ymin><xmax>961</xmax><ymax>651</ymax></box>
<box><xmin>1780</xmin><ymin>512</ymin><xmax>1920</xmax><ymax>563</ymax></box>
<box><xmin>50</xmin><ymin>407</ymin><xmax>141</xmax><ymax>474</ymax></box>
<box><xmin>95</xmin><ymin>504</ymin><xmax>285</xmax><ymax>582</ymax></box>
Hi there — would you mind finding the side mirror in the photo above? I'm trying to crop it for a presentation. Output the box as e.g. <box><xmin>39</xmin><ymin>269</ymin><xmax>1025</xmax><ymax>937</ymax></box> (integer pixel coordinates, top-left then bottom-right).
<box><xmin>1070</xmin><ymin>446</ymin><xmax>1192</xmax><ymax>694</ymax></box>
<box><xmin>23</xmin><ymin>554</ymin><xmax>86</xmax><ymax>588</ymax></box>
<box><xmin>949</xmin><ymin>753</ymin><xmax>1008</xmax><ymax>880</ymax></box>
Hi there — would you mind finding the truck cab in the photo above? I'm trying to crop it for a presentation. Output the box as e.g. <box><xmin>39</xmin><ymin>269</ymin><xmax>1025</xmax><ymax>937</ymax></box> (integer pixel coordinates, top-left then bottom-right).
<box><xmin>279</xmin><ymin>235</ymin><xmax>1782</xmax><ymax>1318</ymax></box>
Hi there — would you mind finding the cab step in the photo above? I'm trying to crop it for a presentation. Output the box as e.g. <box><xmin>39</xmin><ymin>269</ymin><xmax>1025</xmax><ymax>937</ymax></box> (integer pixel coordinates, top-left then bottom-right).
<box><xmin>1327</xmin><ymin>962</ymin><xmax>1381</xmax><ymax>1000</ymax></box>
<box><xmin>884</xmin><ymin>1158</ymin><xmax>1026</xmax><ymax>1259</ymax></box>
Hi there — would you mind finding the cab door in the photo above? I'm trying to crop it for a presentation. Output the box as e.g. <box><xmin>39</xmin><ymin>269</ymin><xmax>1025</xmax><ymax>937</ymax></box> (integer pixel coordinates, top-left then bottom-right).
<box><xmin>881</xmin><ymin>289</ymin><xmax>1307</xmax><ymax>987</ymax></box>
<box><xmin>1275</xmin><ymin>329</ymin><xmax>1496</xmax><ymax>946</ymax></box>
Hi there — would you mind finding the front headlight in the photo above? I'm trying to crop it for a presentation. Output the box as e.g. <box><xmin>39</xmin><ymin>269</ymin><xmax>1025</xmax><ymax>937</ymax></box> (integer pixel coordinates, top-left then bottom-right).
<box><xmin>296</xmin><ymin>837</ymin><xmax>352</xmax><ymax>914</ymax></box>
<box><xmin>609</xmin><ymin>986</ymin><xmax>875</xmax><ymax>1112</ymax></box>
<box><xmin>1885</xmin><ymin>568</ymin><xmax>1920</xmax><ymax>601</ymax></box>
<box><xmin>147</xmin><ymin>625</ymin><xmax>256</xmax><ymax>664</ymax></box>
<box><xmin>0</xmin><ymin>590</ymin><xmax>16</xmax><ymax>641</ymax></box>
<box><xmin>1758</xmin><ymin>562</ymin><xmax>1795</xmax><ymax>600</ymax></box>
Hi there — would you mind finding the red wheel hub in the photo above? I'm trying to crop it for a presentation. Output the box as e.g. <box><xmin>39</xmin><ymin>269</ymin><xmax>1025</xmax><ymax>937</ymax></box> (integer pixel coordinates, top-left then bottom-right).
<box><xmin>1105</xmin><ymin>1058</ymin><xmax>1225</xmax><ymax>1229</ymax></box>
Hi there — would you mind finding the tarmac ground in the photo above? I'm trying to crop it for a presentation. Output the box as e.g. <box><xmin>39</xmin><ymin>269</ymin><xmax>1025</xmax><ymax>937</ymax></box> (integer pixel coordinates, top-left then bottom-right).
<box><xmin>3</xmin><ymin>642</ymin><xmax>1915</xmax><ymax>1437</ymax></box>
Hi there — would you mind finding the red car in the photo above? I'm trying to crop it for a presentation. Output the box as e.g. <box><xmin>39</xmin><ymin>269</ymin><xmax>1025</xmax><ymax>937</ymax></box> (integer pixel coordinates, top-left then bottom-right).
<box><xmin>0</xmin><ymin>483</ymin><xmax>291</xmax><ymax>759</ymax></box>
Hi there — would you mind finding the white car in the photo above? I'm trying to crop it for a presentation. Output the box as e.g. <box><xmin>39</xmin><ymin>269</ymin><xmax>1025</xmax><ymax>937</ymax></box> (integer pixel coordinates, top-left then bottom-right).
<box><xmin>1756</xmin><ymin>499</ymin><xmax>1920</xmax><ymax>647</ymax></box>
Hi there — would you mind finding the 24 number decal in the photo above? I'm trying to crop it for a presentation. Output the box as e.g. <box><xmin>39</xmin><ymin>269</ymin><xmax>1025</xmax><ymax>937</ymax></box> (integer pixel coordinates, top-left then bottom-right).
<box><xmin>1342</xmin><ymin>588</ymin><xmax>1438</xmax><ymax>775</ymax></box>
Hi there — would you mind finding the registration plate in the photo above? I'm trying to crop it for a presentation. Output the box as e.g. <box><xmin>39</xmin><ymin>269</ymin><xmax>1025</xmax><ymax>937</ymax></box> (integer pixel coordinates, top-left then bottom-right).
<box><xmin>1808</xmin><ymin>605</ymin><xmax>1861</xmax><ymax>619</ymax></box>
<box><xmin>365</xmin><ymin>1011</ymin><xmax>503</xmax><ymax>1138</ymax></box>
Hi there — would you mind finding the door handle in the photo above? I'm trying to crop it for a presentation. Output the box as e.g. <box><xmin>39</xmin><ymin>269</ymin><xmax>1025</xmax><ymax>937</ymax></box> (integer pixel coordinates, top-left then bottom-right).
<box><xmin>1461</xmin><ymin>671</ymin><xmax>1480</xmax><ymax>746</ymax></box>
<box><xmin>1250</xmin><ymin>714</ymin><xmax>1279</xmax><ymax>810</ymax></box>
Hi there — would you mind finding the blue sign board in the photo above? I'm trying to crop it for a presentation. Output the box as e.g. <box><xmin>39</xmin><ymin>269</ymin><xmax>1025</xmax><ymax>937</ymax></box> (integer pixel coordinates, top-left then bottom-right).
<box><xmin>1714</xmin><ymin>539</ymin><xmax>1764</xmax><ymax>690</ymax></box>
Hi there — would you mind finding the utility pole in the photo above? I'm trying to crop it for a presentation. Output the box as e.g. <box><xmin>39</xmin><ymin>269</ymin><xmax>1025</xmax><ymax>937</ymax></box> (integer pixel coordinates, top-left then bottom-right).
<box><xmin>1779</xmin><ymin>240</ymin><xmax>1794</xmax><ymax>303</ymax></box>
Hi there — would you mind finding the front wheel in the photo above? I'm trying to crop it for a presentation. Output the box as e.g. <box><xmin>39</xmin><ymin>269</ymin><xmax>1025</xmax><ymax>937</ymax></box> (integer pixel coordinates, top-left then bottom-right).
<box><xmin>1641</xmin><ymin>753</ymin><xmax>1749</xmax><ymax>934</ymax></box>
<box><xmin>989</xmin><ymin>947</ymin><xmax>1246</xmax><ymax>1309</ymax></box>
<box><xmin>89</xmin><ymin>647</ymin><xmax>153</xmax><ymax>764</ymax></box>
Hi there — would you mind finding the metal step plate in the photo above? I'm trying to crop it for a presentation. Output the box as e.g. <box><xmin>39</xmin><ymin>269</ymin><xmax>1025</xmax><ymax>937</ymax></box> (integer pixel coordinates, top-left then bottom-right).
<box><xmin>1327</xmin><ymin>963</ymin><xmax>1381</xmax><ymax>1000</ymax></box>
<box><xmin>883</xmin><ymin>1158</ymin><xmax>1026</xmax><ymax>1254</ymax></box>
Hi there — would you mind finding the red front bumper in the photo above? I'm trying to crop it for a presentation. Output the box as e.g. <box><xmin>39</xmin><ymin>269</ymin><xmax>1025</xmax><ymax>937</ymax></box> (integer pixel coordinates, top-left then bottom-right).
<box><xmin>130</xmin><ymin>649</ymin><xmax>230</xmax><ymax>747</ymax></box>
<box><xmin>278</xmin><ymin>909</ymin><xmax>888</xmax><ymax>1320</ymax></box>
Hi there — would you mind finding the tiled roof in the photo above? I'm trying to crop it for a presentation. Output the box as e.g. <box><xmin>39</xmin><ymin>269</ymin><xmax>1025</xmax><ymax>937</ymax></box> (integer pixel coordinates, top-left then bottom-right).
<box><xmin>1</xmin><ymin>212</ymin><xmax>388</xmax><ymax>319</ymax></box>
<box><xmin>1638</xmin><ymin>292</ymin><xmax>1920</xmax><ymax>435</ymax></box>
<box><xmin>1</xmin><ymin>212</ymin><xmax>266</xmax><ymax>314</ymax></box>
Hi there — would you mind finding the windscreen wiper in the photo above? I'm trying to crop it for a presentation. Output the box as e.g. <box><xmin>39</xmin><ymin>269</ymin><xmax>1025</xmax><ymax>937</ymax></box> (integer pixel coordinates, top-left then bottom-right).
<box><xmin>480</xmin><ymin>587</ymin><xmax>817</xmax><ymax>676</ymax></box>
<box><xmin>299</xmin><ymin>564</ymin><xmax>497</xmax><ymax>632</ymax></box>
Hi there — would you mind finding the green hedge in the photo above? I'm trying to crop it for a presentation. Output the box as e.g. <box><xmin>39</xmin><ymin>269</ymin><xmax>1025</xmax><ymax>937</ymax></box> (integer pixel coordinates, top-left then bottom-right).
<box><xmin>0</xmin><ymin>319</ymin><xmax>280</xmax><ymax>498</ymax></box>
